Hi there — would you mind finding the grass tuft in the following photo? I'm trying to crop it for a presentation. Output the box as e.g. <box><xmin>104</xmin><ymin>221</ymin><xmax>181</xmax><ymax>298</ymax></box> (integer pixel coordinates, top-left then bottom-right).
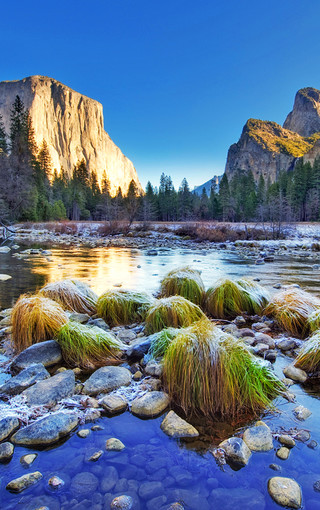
<box><xmin>56</xmin><ymin>321</ymin><xmax>124</xmax><ymax>368</ymax></box>
<box><xmin>295</xmin><ymin>331</ymin><xmax>320</xmax><ymax>373</ymax></box>
<box><xmin>160</xmin><ymin>266</ymin><xmax>205</xmax><ymax>305</ymax></box>
<box><xmin>307</xmin><ymin>308</ymin><xmax>320</xmax><ymax>333</ymax></box>
<box><xmin>97</xmin><ymin>289</ymin><xmax>154</xmax><ymax>327</ymax></box>
<box><xmin>148</xmin><ymin>327</ymin><xmax>181</xmax><ymax>359</ymax></box>
<box><xmin>264</xmin><ymin>287</ymin><xmax>320</xmax><ymax>337</ymax></box>
<box><xmin>12</xmin><ymin>294</ymin><xmax>68</xmax><ymax>352</ymax></box>
<box><xmin>205</xmin><ymin>278</ymin><xmax>269</xmax><ymax>319</ymax></box>
<box><xmin>39</xmin><ymin>279</ymin><xmax>97</xmax><ymax>315</ymax></box>
<box><xmin>163</xmin><ymin>318</ymin><xmax>284</xmax><ymax>418</ymax></box>
<box><xmin>145</xmin><ymin>296</ymin><xmax>206</xmax><ymax>334</ymax></box>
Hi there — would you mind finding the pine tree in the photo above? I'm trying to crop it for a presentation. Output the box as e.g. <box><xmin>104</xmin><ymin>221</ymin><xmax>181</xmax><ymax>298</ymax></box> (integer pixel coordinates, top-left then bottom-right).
<box><xmin>0</xmin><ymin>114</ymin><xmax>7</xmax><ymax>155</ymax></box>
<box><xmin>218</xmin><ymin>173</ymin><xmax>230</xmax><ymax>221</ymax></box>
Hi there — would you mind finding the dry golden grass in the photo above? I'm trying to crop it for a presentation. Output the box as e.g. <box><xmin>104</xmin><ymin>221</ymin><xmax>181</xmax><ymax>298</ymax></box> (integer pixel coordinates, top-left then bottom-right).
<box><xmin>264</xmin><ymin>287</ymin><xmax>320</xmax><ymax>337</ymax></box>
<box><xmin>295</xmin><ymin>331</ymin><xmax>320</xmax><ymax>373</ymax></box>
<box><xmin>12</xmin><ymin>294</ymin><xmax>68</xmax><ymax>352</ymax></box>
<box><xmin>163</xmin><ymin>318</ymin><xmax>284</xmax><ymax>418</ymax></box>
<box><xmin>160</xmin><ymin>266</ymin><xmax>205</xmax><ymax>305</ymax></box>
<box><xmin>39</xmin><ymin>279</ymin><xmax>97</xmax><ymax>315</ymax></box>
<box><xmin>145</xmin><ymin>296</ymin><xmax>206</xmax><ymax>334</ymax></box>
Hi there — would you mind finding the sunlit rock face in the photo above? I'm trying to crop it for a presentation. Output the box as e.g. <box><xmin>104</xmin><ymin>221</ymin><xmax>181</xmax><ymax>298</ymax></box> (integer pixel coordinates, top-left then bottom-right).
<box><xmin>0</xmin><ymin>75</ymin><xmax>142</xmax><ymax>195</ymax></box>
<box><xmin>284</xmin><ymin>87</ymin><xmax>320</xmax><ymax>137</ymax></box>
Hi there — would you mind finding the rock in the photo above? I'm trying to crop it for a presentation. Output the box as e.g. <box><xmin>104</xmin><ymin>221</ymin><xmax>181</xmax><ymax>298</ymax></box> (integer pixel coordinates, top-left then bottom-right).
<box><xmin>139</xmin><ymin>481</ymin><xmax>164</xmax><ymax>500</ymax></box>
<box><xmin>99</xmin><ymin>394</ymin><xmax>128</xmax><ymax>415</ymax></box>
<box><xmin>87</xmin><ymin>450</ymin><xmax>103</xmax><ymax>462</ymax></box>
<box><xmin>234</xmin><ymin>315</ymin><xmax>246</xmax><ymax>325</ymax></box>
<box><xmin>274</xmin><ymin>283</ymin><xmax>282</xmax><ymax>289</ymax></box>
<box><xmin>243</xmin><ymin>422</ymin><xmax>273</xmax><ymax>451</ymax></box>
<box><xmin>126</xmin><ymin>337</ymin><xmax>152</xmax><ymax>360</ymax></box>
<box><xmin>0</xmin><ymin>274</ymin><xmax>11</xmax><ymax>281</ymax></box>
<box><xmin>22</xmin><ymin>370</ymin><xmax>75</xmax><ymax>405</ymax></box>
<box><xmin>277</xmin><ymin>338</ymin><xmax>297</xmax><ymax>351</ymax></box>
<box><xmin>68</xmin><ymin>312</ymin><xmax>90</xmax><ymax>323</ymax></box>
<box><xmin>11</xmin><ymin>340</ymin><xmax>62</xmax><ymax>371</ymax></box>
<box><xmin>131</xmin><ymin>391</ymin><xmax>170</xmax><ymax>417</ymax></box>
<box><xmin>270</xmin><ymin>463</ymin><xmax>282</xmax><ymax>471</ymax></box>
<box><xmin>106</xmin><ymin>438</ymin><xmax>125</xmax><ymax>451</ymax></box>
<box><xmin>145</xmin><ymin>360</ymin><xmax>163</xmax><ymax>377</ymax></box>
<box><xmin>282</xmin><ymin>377</ymin><xmax>295</xmax><ymax>387</ymax></box>
<box><xmin>84</xmin><ymin>409</ymin><xmax>101</xmax><ymax>422</ymax></box>
<box><xmin>276</xmin><ymin>447</ymin><xmax>290</xmax><ymax>460</ymax></box>
<box><xmin>254</xmin><ymin>333</ymin><xmax>275</xmax><ymax>349</ymax></box>
<box><xmin>20</xmin><ymin>453</ymin><xmax>38</xmax><ymax>467</ymax></box>
<box><xmin>219</xmin><ymin>437</ymin><xmax>252</xmax><ymax>466</ymax></box>
<box><xmin>168</xmin><ymin>504</ymin><xmax>184</xmax><ymax>510</ymax></box>
<box><xmin>210</xmin><ymin>488</ymin><xmax>265</xmax><ymax>510</ymax></box>
<box><xmin>6</xmin><ymin>471</ymin><xmax>43</xmax><ymax>493</ymax></box>
<box><xmin>11</xmin><ymin>411</ymin><xmax>78</xmax><ymax>446</ymax></box>
<box><xmin>283</xmin><ymin>365</ymin><xmax>307</xmax><ymax>383</ymax></box>
<box><xmin>87</xmin><ymin>317</ymin><xmax>110</xmax><ymax>331</ymax></box>
<box><xmin>279</xmin><ymin>435</ymin><xmax>296</xmax><ymax>447</ymax></box>
<box><xmin>117</xmin><ymin>330</ymin><xmax>136</xmax><ymax>342</ymax></box>
<box><xmin>295</xmin><ymin>429</ymin><xmax>311</xmax><ymax>442</ymax></box>
<box><xmin>268</xmin><ymin>476</ymin><xmax>302</xmax><ymax>509</ymax></box>
<box><xmin>48</xmin><ymin>476</ymin><xmax>64</xmax><ymax>489</ymax></box>
<box><xmin>0</xmin><ymin>442</ymin><xmax>14</xmax><ymax>462</ymax></box>
<box><xmin>314</xmin><ymin>481</ymin><xmax>320</xmax><ymax>492</ymax></box>
<box><xmin>77</xmin><ymin>429</ymin><xmax>90</xmax><ymax>438</ymax></box>
<box><xmin>308</xmin><ymin>440</ymin><xmax>317</xmax><ymax>449</ymax></box>
<box><xmin>100</xmin><ymin>465</ymin><xmax>118</xmax><ymax>492</ymax></box>
<box><xmin>265</xmin><ymin>350</ymin><xmax>277</xmax><ymax>362</ymax></box>
<box><xmin>238</xmin><ymin>328</ymin><xmax>255</xmax><ymax>338</ymax></box>
<box><xmin>71</xmin><ymin>471</ymin><xmax>99</xmax><ymax>496</ymax></box>
<box><xmin>83</xmin><ymin>366</ymin><xmax>131</xmax><ymax>396</ymax></box>
<box><xmin>110</xmin><ymin>495</ymin><xmax>133</xmax><ymax>509</ymax></box>
<box><xmin>160</xmin><ymin>411</ymin><xmax>199</xmax><ymax>438</ymax></box>
<box><xmin>284</xmin><ymin>87</ymin><xmax>320</xmax><ymax>137</ymax></box>
<box><xmin>0</xmin><ymin>415</ymin><xmax>20</xmax><ymax>441</ymax></box>
<box><xmin>293</xmin><ymin>405</ymin><xmax>312</xmax><ymax>420</ymax></box>
<box><xmin>0</xmin><ymin>363</ymin><xmax>50</xmax><ymax>395</ymax></box>
<box><xmin>253</xmin><ymin>343</ymin><xmax>269</xmax><ymax>356</ymax></box>
<box><xmin>133</xmin><ymin>370</ymin><xmax>142</xmax><ymax>380</ymax></box>
<box><xmin>0</xmin><ymin>76</ymin><xmax>142</xmax><ymax>194</ymax></box>
<box><xmin>147</xmin><ymin>250</ymin><xmax>158</xmax><ymax>256</ymax></box>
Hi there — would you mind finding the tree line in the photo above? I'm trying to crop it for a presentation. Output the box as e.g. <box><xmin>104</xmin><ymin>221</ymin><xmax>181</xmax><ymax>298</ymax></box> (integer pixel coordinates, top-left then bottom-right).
<box><xmin>1</xmin><ymin>95</ymin><xmax>320</xmax><ymax>224</ymax></box>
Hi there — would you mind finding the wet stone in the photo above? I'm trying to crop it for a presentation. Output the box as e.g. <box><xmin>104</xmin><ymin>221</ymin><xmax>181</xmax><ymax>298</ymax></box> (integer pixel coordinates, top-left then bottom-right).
<box><xmin>0</xmin><ymin>415</ymin><xmax>20</xmax><ymax>441</ymax></box>
<box><xmin>293</xmin><ymin>405</ymin><xmax>312</xmax><ymax>421</ymax></box>
<box><xmin>48</xmin><ymin>476</ymin><xmax>64</xmax><ymax>489</ymax></box>
<box><xmin>11</xmin><ymin>340</ymin><xmax>62</xmax><ymax>371</ymax></box>
<box><xmin>160</xmin><ymin>410</ymin><xmax>199</xmax><ymax>438</ymax></box>
<box><xmin>308</xmin><ymin>440</ymin><xmax>318</xmax><ymax>449</ymax></box>
<box><xmin>283</xmin><ymin>365</ymin><xmax>307</xmax><ymax>383</ymax></box>
<box><xmin>314</xmin><ymin>481</ymin><xmax>320</xmax><ymax>492</ymax></box>
<box><xmin>277</xmin><ymin>338</ymin><xmax>297</xmax><ymax>351</ymax></box>
<box><xmin>131</xmin><ymin>391</ymin><xmax>170</xmax><ymax>417</ymax></box>
<box><xmin>243</xmin><ymin>422</ymin><xmax>273</xmax><ymax>451</ymax></box>
<box><xmin>20</xmin><ymin>453</ymin><xmax>38</xmax><ymax>467</ymax></box>
<box><xmin>276</xmin><ymin>447</ymin><xmax>290</xmax><ymax>460</ymax></box>
<box><xmin>0</xmin><ymin>363</ymin><xmax>50</xmax><ymax>395</ymax></box>
<box><xmin>0</xmin><ymin>442</ymin><xmax>14</xmax><ymax>462</ymax></box>
<box><xmin>77</xmin><ymin>429</ymin><xmax>90</xmax><ymax>438</ymax></box>
<box><xmin>6</xmin><ymin>471</ymin><xmax>43</xmax><ymax>493</ymax></box>
<box><xmin>270</xmin><ymin>464</ymin><xmax>282</xmax><ymax>471</ymax></box>
<box><xmin>268</xmin><ymin>477</ymin><xmax>302</xmax><ymax>509</ymax></box>
<box><xmin>255</xmin><ymin>333</ymin><xmax>275</xmax><ymax>349</ymax></box>
<box><xmin>295</xmin><ymin>429</ymin><xmax>311</xmax><ymax>442</ymax></box>
<box><xmin>12</xmin><ymin>411</ymin><xmax>78</xmax><ymax>446</ymax></box>
<box><xmin>87</xmin><ymin>449</ymin><xmax>103</xmax><ymax>462</ymax></box>
<box><xmin>279</xmin><ymin>435</ymin><xmax>296</xmax><ymax>447</ymax></box>
<box><xmin>209</xmin><ymin>488</ymin><xmax>265</xmax><ymax>510</ymax></box>
<box><xmin>106</xmin><ymin>438</ymin><xmax>125</xmax><ymax>451</ymax></box>
<box><xmin>110</xmin><ymin>495</ymin><xmax>133</xmax><ymax>509</ymax></box>
<box><xmin>219</xmin><ymin>437</ymin><xmax>252</xmax><ymax>466</ymax></box>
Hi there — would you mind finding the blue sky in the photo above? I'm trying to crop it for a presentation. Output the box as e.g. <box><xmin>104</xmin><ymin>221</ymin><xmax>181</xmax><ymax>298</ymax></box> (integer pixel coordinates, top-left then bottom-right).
<box><xmin>2</xmin><ymin>0</ymin><xmax>320</xmax><ymax>189</ymax></box>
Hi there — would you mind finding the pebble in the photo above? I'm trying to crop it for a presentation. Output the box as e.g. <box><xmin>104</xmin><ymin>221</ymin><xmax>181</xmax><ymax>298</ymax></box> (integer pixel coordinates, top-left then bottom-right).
<box><xmin>308</xmin><ymin>440</ymin><xmax>317</xmax><ymax>449</ymax></box>
<box><xmin>279</xmin><ymin>435</ymin><xmax>296</xmax><ymax>447</ymax></box>
<box><xmin>20</xmin><ymin>453</ymin><xmax>38</xmax><ymax>467</ymax></box>
<box><xmin>270</xmin><ymin>463</ymin><xmax>282</xmax><ymax>471</ymax></box>
<box><xmin>48</xmin><ymin>476</ymin><xmax>64</xmax><ymax>489</ymax></box>
<box><xmin>6</xmin><ymin>471</ymin><xmax>43</xmax><ymax>493</ymax></box>
<box><xmin>106</xmin><ymin>438</ymin><xmax>125</xmax><ymax>451</ymax></box>
<box><xmin>276</xmin><ymin>447</ymin><xmax>290</xmax><ymax>460</ymax></box>
<box><xmin>77</xmin><ymin>429</ymin><xmax>90</xmax><ymax>438</ymax></box>
<box><xmin>88</xmin><ymin>450</ymin><xmax>103</xmax><ymax>461</ymax></box>
<box><xmin>110</xmin><ymin>495</ymin><xmax>133</xmax><ymax>509</ymax></box>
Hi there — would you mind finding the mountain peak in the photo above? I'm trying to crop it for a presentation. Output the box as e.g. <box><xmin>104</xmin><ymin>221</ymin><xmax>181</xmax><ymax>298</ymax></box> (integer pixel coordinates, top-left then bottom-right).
<box><xmin>283</xmin><ymin>86</ymin><xmax>320</xmax><ymax>136</ymax></box>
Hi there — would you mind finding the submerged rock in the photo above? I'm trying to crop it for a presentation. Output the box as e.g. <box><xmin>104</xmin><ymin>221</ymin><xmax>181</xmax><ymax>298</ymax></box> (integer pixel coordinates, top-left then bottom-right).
<box><xmin>70</xmin><ymin>471</ymin><xmax>99</xmax><ymax>496</ymax></box>
<box><xmin>219</xmin><ymin>437</ymin><xmax>252</xmax><ymax>466</ymax></box>
<box><xmin>20</xmin><ymin>453</ymin><xmax>37</xmax><ymax>467</ymax></box>
<box><xmin>22</xmin><ymin>370</ymin><xmax>75</xmax><ymax>406</ymax></box>
<box><xmin>131</xmin><ymin>391</ymin><xmax>170</xmax><ymax>417</ymax></box>
<box><xmin>0</xmin><ymin>363</ymin><xmax>50</xmax><ymax>395</ymax></box>
<box><xmin>0</xmin><ymin>442</ymin><xmax>14</xmax><ymax>462</ymax></box>
<box><xmin>243</xmin><ymin>422</ymin><xmax>273</xmax><ymax>451</ymax></box>
<box><xmin>282</xmin><ymin>365</ymin><xmax>307</xmax><ymax>383</ymax></box>
<box><xmin>11</xmin><ymin>411</ymin><xmax>78</xmax><ymax>446</ymax></box>
<box><xmin>209</xmin><ymin>488</ymin><xmax>265</xmax><ymax>510</ymax></box>
<box><xmin>6</xmin><ymin>471</ymin><xmax>43</xmax><ymax>493</ymax></box>
<box><xmin>111</xmin><ymin>495</ymin><xmax>133</xmax><ymax>509</ymax></box>
<box><xmin>11</xmin><ymin>340</ymin><xmax>62</xmax><ymax>371</ymax></box>
<box><xmin>293</xmin><ymin>405</ymin><xmax>312</xmax><ymax>421</ymax></box>
<box><xmin>83</xmin><ymin>366</ymin><xmax>131</xmax><ymax>396</ymax></box>
<box><xmin>268</xmin><ymin>477</ymin><xmax>302</xmax><ymax>508</ymax></box>
<box><xmin>0</xmin><ymin>415</ymin><xmax>20</xmax><ymax>441</ymax></box>
<box><xmin>48</xmin><ymin>475</ymin><xmax>64</xmax><ymax>489</ymax></box>
<box><xmin>160</xmin><ymin>411</ymin><xmax>199</xmax><ymax>439</ymax></box>
<box><xmin>106</xmin><ymin>437</ymin><xmax>125</xmax><ymax>451</ymax></box>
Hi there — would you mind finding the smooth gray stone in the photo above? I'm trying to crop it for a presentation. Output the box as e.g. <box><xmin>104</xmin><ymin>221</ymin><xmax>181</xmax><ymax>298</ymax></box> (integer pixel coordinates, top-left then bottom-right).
<box><xmin>83</xmin><ymin>366</ymin><xmax>131</xmax><ymax>396</ymax></box>
<box><xmin>11</xmin><ymin>411</ymin><xmax>78</xmax><ymax>446</ymax></box>
<box><xmin>0</xmin><ymin>363</ymin><xmax>50</xmax><ymax>395</ymax></box>
<box><xmin>0</xmin><ymin>415</ymin><xmax>20</xmax><ymax>441</ymax></box>
<box><xmin>22</xmin><ymin>370</ymin><xmax>75</xmax><ymax>406</ymax></box>
<box><xmin>11</xmin><ymin>340</ymin><xmax>62</xmax><ymax>371</ymax></box>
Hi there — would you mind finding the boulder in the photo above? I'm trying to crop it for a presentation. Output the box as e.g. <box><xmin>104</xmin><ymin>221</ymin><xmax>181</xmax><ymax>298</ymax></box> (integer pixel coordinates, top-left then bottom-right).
<box><xmin>99</xmin><ymin>394</ymin><xmax>128</xmax><ymax>415</ymax></box>
<box><xmin>243</xmin><ymin>422</ymin><xmax>273</xmax><ymax>451</ymax></box>
<box><xmin>0</xmin><ymin>442</ymin><xmax>14</xmax><ymax>462</ymax></box>
<box><xmin>268</xmin><ymin>477</ymin><xmax>302</xmax><ymax>508</ymax></box>
<box><xmin>11</xmin><ymin>411</ymin><xmax>78</xmax><ymax>446</ymax></box>
<box><xmin>0</xmin><ymin>363</ymin><xmax>50</xmax><ymax>395</ymax></box>
<box><xmin>22</xmin><ymin>370</ymin><xmax>75</xmax><ymax>406</ymax></box>
<box><xmin>254</xmin><ymin>333</ymin><xmax>275</xmax><ymax>349</ymax></box>
<box><xmin>0</xmin><ymin>415</ymin><xmax>20</xmax><ymax>441</ymax></box>
<box><xmin>131</xmin><ymin>391</ymin><xmax>170</xmax><ymax>417</ymax></box>
<box><xmin>6</xmin><ymin>471</ymin><xmax>43</xmax><ymax>493</ymax></box>
<box><xmin>283</xmin><ymin>365</ymin><xmax>307</xmax><ymax>383</ymax></box>
<box><xmin>11</xmin><ymin>340</ymin><xmax>62</xmax><ymax>371</ymax></box>
<box><xmin>219</xmin><ymin>436</ymin><xmax>252</xmax><ymax>466</ymax></box>
<box><xmin>160</xmin><ymin>411</ymin><xmax>199</xmax><ymax>439</ymax></box>
<box><xmin>83</xmin><ymin>366</ymin><xmax>131</xmax><ymax>396</ymax></box>
<box><xmin>126</xmin><ymin>337</ymin><xmax>152</xmax><ymax>360</ymax></box>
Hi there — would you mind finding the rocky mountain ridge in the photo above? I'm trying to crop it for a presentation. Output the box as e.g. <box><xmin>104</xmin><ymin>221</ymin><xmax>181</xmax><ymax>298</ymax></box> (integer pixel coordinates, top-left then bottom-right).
<box><xmin>0</xmin><ymin>76</ymin><xmax>142</xmax><ymax>195</ymax></box>
<box><xmin>225</xmin><ymin>87</ymin><xmax>320</xmax><ymax>183</ymax></box>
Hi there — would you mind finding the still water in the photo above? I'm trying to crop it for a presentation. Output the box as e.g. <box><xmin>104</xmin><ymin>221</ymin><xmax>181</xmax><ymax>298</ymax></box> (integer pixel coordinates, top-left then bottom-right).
<box><xmin>1</xmin><ymin>244</ymin><xmax>320</xmax><ymax>509</ymax></box>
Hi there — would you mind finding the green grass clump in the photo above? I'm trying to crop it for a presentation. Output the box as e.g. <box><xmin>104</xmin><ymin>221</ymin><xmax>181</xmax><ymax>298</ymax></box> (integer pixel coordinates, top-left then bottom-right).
<box><xmin>39</xmin><ymin>279</ymin><xmax>97</xmax><ymax>315</ymax></box>
<box><xmin>264</xmin><ymin>287</ymin><xmax>320</xmax><ymax>337</ymax></box>
<box><xmin>163</xmin><ymin>318</ymin><xmax>284</xmax><ymax>418</ymax></box>
<box><xmin>160</xmin><ymin>266</ymin><xmax>205</xmax><ymax>305</ymax></box>
<box><xmin>295</xmin><ymin>332</ymin><xmax>320</xmax><ymax>373</ymax></box>
<box><xmin>12</xmin><ymin>294</ymin><xmax>68</xmax><ymax>352</ymax></box>
<box><xmin>56</xmin><ymin>321</ymin><xmax>124</xmax><ymax>368</ymax></box>
<box><xmin>148</xmin><ymin>327</ymin><xmax>181</xmax><ymax>359</ymax></box>
<box><xmin>307</xmin><ymin>308</ymin><xmax>320</xmax><ymax>333</ymax></box>
<box><xmin>205</xmin><ymin>278</ymin><xmax>269</xmax><ymax>319</ymax></box>
<box><xmin>97</xmin><ymin>289</ymin><xmax>154</xmax><ymax>327</ymax></box>
<box><xmin>145</xmin><ymin>296</ymin><xmax>206</xmax><ymax>334</ymax></box>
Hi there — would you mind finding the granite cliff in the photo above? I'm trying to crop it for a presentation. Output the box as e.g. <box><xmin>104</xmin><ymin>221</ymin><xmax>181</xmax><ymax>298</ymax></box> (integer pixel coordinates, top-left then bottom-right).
<box><xmin>225</xmin><ymin>88</ymin><xmax>320</xmax><ymax>183</ymax></box>
<box><xmin>0</xmin><ymin>76</ymin><xmax>141</xmax><ymax>195</ymax></box>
